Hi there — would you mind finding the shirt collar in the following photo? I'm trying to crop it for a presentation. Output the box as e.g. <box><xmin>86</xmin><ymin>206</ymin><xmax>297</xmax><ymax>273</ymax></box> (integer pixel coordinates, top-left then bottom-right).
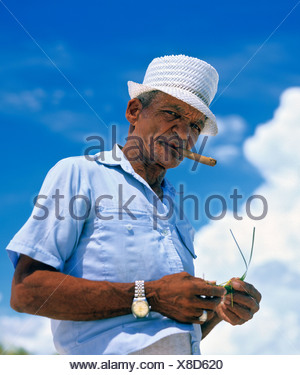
<box><xmin>94</xmin><ymin>144</ymin><xmax>176</xmax><ymax>198</ymax></box>
<box><xmin>93</xmin><ymin>143</ymin><xmax>127</xmax><ymax>167</ymax></box>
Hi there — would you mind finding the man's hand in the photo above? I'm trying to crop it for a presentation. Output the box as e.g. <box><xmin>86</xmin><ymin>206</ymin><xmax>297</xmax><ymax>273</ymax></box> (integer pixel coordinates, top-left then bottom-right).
<box><xmin>216</xmin><ymin>278</ymin><xmax>261</xmax><ymax>325</ymax></box>
<box><xmin>146</xmin><ymin>272</ymin><xmax>225</xmax><ymax>324</ymax></box>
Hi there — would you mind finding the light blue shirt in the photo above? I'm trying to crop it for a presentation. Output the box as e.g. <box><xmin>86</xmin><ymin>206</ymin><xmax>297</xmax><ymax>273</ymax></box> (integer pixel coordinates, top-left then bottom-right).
<box><xmin>6</xmin><ymin>144</ymin><xmax>201</xmax><ymax>354</ymax></box>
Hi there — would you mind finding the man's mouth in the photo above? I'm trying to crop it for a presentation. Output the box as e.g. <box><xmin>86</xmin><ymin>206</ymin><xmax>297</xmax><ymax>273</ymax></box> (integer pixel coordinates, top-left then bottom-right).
<box><xmin>157</xmin><ymin>140</ymin><xmax>178</xmax><ymax>149</ymax></box>
<box><xmin>157</xmin><ymin>140</ymin><xmax>184</xmax><ymax>159</ymax></box>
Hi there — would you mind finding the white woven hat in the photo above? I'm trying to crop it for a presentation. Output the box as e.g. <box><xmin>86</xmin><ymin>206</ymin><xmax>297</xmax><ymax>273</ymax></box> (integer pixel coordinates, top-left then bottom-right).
<box><xmin>128</xmin><ymin>54</ymin><xmax>219</xmax><ymax>136</ymax></box>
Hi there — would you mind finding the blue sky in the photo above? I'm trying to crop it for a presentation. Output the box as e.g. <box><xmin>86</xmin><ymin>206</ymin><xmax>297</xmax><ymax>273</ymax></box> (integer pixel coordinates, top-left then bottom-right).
<box><xmin>0</xmin><ymin>0</ymin><xmax>300</xmax><ymax>354</ymax></box>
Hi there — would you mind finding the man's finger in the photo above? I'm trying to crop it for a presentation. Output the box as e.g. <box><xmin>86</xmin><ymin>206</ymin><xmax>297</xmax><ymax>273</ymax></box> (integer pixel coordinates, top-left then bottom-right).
<box><xmin>194</xmin><ymin>280</ymin><xmax>226</xmax><ymax>297</ymax></box>
<box><xmin>218</xmin><ymin>305</ymin><xmax>245</xmax><ymax>325</ymax></box>
<box><xmin>224</xmin><ymin>293</ymin><xmax>260</xmax><ymax>313</ymax></box>
<box><xmin>223</xmin><ymin>300</ymin><xmax>254</xmax><ymax>321</ymax></box>
<box><xmin>231</xmin><ymin>279</ymin><xmax>262</xmax><ymax>302</ymax></box>
<box><xmin>196</xmin><ymin>296</ymin><xmax>222</xmax><ymax>309</ymax></box>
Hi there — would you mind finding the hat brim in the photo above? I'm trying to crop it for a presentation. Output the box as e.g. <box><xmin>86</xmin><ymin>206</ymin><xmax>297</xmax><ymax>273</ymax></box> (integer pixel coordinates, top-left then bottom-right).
<box><xmin>128</xmin><ymin>81</ymin><xmax>218</xmax><ymax>136</ymax></box>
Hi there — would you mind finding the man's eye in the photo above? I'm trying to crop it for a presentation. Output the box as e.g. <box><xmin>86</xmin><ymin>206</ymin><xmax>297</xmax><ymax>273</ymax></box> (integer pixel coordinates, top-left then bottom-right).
<box><xmin>165</xmin><ymin>110</ymin><xmax>179</xmax><ymax>118</ymax></box>
<box><xmin>190</xmin><ymin>123</ymin><xmax>201</xmax><ymax>133</ymax></box>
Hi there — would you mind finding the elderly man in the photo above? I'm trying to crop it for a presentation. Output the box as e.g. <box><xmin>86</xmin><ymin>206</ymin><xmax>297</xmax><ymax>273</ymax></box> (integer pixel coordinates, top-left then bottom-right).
<box><xmin>7</xmin><ymin>55</ymin><xmax>261</xmax><ymax>355</ymax></box>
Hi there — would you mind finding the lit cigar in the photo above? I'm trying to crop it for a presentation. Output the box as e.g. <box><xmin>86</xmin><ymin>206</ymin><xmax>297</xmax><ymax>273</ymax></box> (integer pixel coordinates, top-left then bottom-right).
<box><xmin>178</xmin><ymin>147</ymin><xmax>217</xmax><ymax>167</ymax></box>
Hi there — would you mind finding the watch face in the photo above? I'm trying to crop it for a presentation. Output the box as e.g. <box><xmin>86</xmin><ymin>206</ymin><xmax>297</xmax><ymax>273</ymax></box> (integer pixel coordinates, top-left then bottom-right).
<box><xmin>132</xmin><ymin>300</ymin><xmax>149</xmax><ymax>318</ymax></box>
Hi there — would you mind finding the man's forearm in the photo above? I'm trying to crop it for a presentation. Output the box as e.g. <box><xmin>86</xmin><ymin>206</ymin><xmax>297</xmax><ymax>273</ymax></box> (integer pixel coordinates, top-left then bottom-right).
<box><xmin>200</xmin><ymin>313</ymin><xmax>222</xmax><ymax>340</ymax></box>
<box><xmin>12</xmin><ymin>269</ymin><xmax>135</xmax><ymax>321</ymax></box>
<box><xmin>11</xmin><ymin>256</ymin><xmax>225</xmax><ymax>324</ymax></box>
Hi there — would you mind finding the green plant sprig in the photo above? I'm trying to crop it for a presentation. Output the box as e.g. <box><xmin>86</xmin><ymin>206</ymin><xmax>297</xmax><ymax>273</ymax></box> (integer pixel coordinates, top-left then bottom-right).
<box><xmin>219</xmin><ymin>227</ymin><xmax>256</xmax><ymax>299</ymax></box>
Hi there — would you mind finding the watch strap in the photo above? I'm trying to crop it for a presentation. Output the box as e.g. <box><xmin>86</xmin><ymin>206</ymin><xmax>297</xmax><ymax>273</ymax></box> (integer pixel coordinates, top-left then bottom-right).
<box><xmin>134</xmin><ymin>280</ymin><xmax>146</xmax><ymax>299</ymax></box>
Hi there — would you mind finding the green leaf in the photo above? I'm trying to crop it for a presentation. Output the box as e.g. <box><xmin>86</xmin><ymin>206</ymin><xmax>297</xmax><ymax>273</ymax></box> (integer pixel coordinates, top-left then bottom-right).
<box><xmin>229</xmin><ymin>229</ymin><xmax>248</xmax><ymax>270</ymax></box>
<box><xmin>229</xmin><ymin>227</ymin><xmax>256</xmax><ymax>281</ymax></box>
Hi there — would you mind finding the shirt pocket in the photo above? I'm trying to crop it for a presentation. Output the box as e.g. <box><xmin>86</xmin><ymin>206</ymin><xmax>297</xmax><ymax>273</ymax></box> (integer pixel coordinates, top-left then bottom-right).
<box><xmin>94</xmin><ymin>206</ymin><xmax>172</xmax><ymax>282</ymax></box>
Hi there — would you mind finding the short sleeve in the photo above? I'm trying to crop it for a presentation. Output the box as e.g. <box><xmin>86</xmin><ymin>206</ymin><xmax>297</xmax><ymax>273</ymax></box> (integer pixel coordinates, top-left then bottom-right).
<box><xmin>6</xmin><ymin>157</ymin><xmax>91</xmax><ymax>271</ymax></box>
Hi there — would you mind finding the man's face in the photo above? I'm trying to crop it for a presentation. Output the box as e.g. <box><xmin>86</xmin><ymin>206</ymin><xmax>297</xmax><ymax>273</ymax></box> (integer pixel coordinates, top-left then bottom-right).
<box><xmin>127</xmin><ymin>92</ymin><xmax>206</xmax><ymax>169</ymax></box>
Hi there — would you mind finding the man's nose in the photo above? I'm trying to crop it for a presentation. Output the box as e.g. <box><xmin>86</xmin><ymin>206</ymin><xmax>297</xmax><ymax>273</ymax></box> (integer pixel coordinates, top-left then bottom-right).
<box><xmin>172</xmin><ymin>122</ymin><xmax>191</xmax><ymax>142</ymax></box>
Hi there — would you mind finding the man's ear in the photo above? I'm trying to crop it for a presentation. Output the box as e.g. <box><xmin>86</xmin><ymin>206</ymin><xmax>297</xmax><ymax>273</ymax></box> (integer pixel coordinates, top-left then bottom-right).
<box><xmin>125</xmin><ymin>98</ymin><xmax>143</xmax><ymax>126</ymax></box>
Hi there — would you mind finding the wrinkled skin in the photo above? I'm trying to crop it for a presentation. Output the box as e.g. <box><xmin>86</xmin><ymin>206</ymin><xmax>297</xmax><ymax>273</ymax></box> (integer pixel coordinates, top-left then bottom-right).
<box><xmin>123</xmin><ymin>92</ymin><xmax>206</xmax><ymax>198</ymax></box>
<box><xmin>146</xmin><ymin>272</ymin><xmax>225</xmax><ymax>324</ymax></box>
<box><xmin>11</xmin><ymin>257</ymin><xmax>225</xmax><ymax>327</ymax></box>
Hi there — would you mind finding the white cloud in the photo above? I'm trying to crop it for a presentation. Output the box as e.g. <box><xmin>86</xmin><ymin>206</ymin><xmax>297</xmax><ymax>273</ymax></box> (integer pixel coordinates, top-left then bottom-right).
<box><xmin>0</xmin><ymin>89</ymin><xmax>47</xmax><ymax>112</ymax></box>
<box><xmin>0</xmin><ymin>88</ymin><xmax>69</xmax><ymax>113</ymax></box>
<box><xmin>195</xmin><ymin>87</ymin><xmax>300</xmax><ymax>354</ymax></box>
<box><xmin>0</xmin><ymin>87</ymin><xmax>106</xmax><ymax>143</ymax></box>
<box><xmin>203</xmin><ymin>115</ymin><xmax>247</xmax><ymax>164</ymax></box>
<box><xmin>51</xmin><ymin>89</ymin><xmax>66</xmax><ymax>105</ymax></box>
<box><xmin>211</xmin><ymin>145</ymin><xmax>240</xmax><ymax>165</ymax></box>
<box><xmin>201</xmin><ymin>302</ymin><xmax>300</xmax><ymax>355</ymax></box>
<box><xmin>216</xmin><ymin>115</ymin><xmax>247</xmax><ymax>141</ymax></box>
<box><xmin>40</xmin><ymin>109</ymin><xmax>108</xmax><ymax>142</ymax></box>
<box><xmin>41</xmin><ymin>110</ymin><xmax>85</xmax><ymax>132</ymax></box>
<box><xmin>244</xmin><ymin>87</ymin><xmax>300</xmax><ymax>183</ymax></box>
<box><xmin>0</xmin><ymin>315</ymin><xmax>56</xmax><ymax>354</ymax></box>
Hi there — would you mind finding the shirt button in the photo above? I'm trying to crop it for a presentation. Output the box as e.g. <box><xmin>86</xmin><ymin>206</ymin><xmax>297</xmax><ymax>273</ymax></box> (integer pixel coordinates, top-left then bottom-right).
<box><xmin>192</xmin><ymin>343</ymin><xmax>198</xmax><ymax>353</ymax></box>
<box><xmin>161</xmin><ymin>229</ymin><xmax>169</xmax><ymax>236</ymax></box>
<box><xmin>126</xmin><ymin>224</ymin><xmax>133</xmax><ymax>231</ymax></box>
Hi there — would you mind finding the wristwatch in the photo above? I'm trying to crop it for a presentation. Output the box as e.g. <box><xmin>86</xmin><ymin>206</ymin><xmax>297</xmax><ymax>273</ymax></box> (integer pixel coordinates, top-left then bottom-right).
<box><xmin>131</xmin><ymin>280</ymin><xmax>151</xmax><ymax>318</ymax></box>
